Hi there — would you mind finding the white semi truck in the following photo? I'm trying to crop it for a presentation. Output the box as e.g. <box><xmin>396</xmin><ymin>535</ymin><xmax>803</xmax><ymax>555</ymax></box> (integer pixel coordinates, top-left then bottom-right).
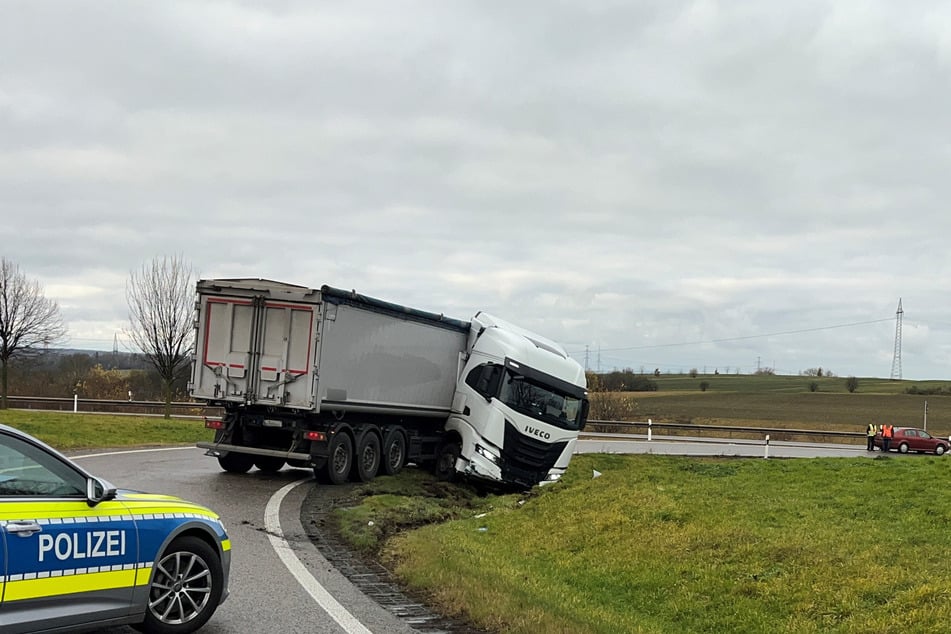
<box><xmin>190</xmin><ymin>279</ymin><xmax>588</xmax><ymax>488</ymax></box>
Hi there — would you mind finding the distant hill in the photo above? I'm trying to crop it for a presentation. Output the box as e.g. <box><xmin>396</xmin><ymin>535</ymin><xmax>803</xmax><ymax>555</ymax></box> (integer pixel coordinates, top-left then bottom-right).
<box><xmin>23</xmin><ymin>347</ymin><xmax>152</xmax><ymax>371</ymax></box>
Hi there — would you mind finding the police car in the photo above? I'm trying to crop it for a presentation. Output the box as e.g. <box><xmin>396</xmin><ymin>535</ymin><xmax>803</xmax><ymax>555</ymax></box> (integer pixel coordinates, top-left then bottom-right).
<box><xmin>0</xmin><ymin>424</ymin><xmax>230</xmax><ymax>634</ymax></box>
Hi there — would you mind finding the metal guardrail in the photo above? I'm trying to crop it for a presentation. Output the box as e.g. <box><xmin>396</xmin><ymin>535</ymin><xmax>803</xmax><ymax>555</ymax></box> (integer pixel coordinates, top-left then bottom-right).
<box><xmin>5</xmin><ymin>396</ymin><xmax>221</xmax><ymax>419</ymax></box>
<box><xmin>584</xmin><ymin>419</ymin><xmax>866</xmax><ymax>445</ymax></box>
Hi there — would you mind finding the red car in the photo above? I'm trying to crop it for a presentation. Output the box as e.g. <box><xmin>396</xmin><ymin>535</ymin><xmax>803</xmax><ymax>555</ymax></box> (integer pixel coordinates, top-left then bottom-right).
<box><xmin>874</xmin><ymin>427</ymin><xmax>949</xmax><ymax>455</ymax></box>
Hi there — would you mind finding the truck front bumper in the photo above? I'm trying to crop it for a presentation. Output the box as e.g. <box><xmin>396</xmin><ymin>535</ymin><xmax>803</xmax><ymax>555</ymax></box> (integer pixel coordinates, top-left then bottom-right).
<box><xmin>457</xmin><ymin>447</ymin><xmax>504</xmax><ymax>483</ymax></box>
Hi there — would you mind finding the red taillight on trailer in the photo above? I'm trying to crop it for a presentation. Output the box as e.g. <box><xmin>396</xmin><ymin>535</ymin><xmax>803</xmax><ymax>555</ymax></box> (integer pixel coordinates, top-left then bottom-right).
<box><xmin>305</xmin><ymin>431</ymin><xmax>326</xmax><ymax>442</ymax></box>
<box><xmin>204</xmin><ymin>418</ymin><xmax>225</xmax><ymax>430</ymax></box>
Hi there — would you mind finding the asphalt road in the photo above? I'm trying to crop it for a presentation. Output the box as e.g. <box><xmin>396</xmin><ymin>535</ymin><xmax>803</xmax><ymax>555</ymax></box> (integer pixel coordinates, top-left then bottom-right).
<box><xmin>74</xmin><ymin>447</ymin><xmax>416</xmax><ymax>634</ymax></box>
<box><xmin>68</xmin><ymin>436</ymin><xmax>936</xmax><ymax>634</ymax></box>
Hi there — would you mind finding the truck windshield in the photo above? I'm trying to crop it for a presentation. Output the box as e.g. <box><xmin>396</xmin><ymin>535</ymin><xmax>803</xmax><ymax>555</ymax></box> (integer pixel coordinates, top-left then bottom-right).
<box><xmin>498</xmin><ymin>369</ymin><xmax>585</xmax><ymax>431</ymax></box>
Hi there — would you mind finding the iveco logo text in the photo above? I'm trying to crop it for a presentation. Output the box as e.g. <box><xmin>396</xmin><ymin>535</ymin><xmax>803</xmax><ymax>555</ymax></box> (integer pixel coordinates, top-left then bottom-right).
<box><xmin>38</xmin><ymin>530</ymin><xmax>127</xmax><ymax>562</ymax></box>
<box><xmin>524</xmin><ymin>426</ymin><xmax>551</xmax><ymax>440</ymax></box>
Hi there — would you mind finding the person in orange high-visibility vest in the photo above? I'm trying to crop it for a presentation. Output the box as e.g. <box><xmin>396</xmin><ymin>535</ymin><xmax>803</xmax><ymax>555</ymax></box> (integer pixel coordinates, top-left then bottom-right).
<box><xmin>882</xmin><ymin>424</ymin><xmax>894</xmax><ymax>452</ymax></box>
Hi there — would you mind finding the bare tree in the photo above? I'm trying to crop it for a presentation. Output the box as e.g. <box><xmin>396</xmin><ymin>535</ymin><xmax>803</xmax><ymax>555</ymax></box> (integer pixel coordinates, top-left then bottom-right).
<box><xmin>0</xmin><ymin>257</ymin><xmax>67</xmax><ymax>408</ymax></box>
<box><xmin>126</xmin><ymin>255</ymin><xmax>196</xmax><ymax>418</ymax></box>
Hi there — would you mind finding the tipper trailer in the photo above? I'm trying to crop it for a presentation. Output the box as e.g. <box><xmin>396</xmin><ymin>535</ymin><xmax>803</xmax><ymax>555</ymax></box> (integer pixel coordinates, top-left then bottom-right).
<box><xmin>190</xmin><ymin>279</ymin><xmax>588</xmax><ymax>488</ymax></box>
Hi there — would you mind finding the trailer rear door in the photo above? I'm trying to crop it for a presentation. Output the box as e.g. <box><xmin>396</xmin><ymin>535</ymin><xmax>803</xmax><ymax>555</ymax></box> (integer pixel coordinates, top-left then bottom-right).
<box><xmin>192</xmin><ymin>293</ymin><xmax>318</xmax><ymax>410</ymax></box>
<box><xmin>252</xmin><ymin>298</ymin><xmax>316</xmax><ymax>408</ymax></box>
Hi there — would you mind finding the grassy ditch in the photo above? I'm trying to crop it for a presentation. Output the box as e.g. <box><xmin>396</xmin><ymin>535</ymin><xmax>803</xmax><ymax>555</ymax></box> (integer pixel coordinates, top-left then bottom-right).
<box><xmin>336</xmin><ymin>455</ymin><xmax>951</xmax><ymax>633</ymax></box>
<box><xmin>0</xmin><ymin>409</ymin><xmax>212</xmax><ymax>449</ymax></box>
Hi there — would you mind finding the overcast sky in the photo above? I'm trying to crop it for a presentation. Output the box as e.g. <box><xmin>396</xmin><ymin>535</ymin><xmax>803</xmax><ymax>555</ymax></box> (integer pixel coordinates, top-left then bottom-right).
<box><xmin>3</xmin><ymin>1</ymin><xmax>950</xmax><ymax>380</ymax></box>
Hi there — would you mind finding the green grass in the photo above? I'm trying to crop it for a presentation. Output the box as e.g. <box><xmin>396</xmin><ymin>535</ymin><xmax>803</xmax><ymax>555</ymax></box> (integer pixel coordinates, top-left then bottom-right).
<box><xmin>0</xmin><ymin>409</ymin><xmax>212</xmax><ymax>450</ymax></box>
<box><xmin>588</xmin><ymin>374</ymin><xmax>951</xmax><ymax>439</ymax></box>
<box><xmin>649</xmin><ymin>373</ymin><xmax>951</xmax><ymax>394</ymax></box>
<box><xmin>333</xmin><ymin>469</ymin><xmax>495</xmax><ymax>553</ymax></box>
<box><xmin>366</xmin><ymin>455</ymin><xmax>951</xmax><ymax>633</ymax></box>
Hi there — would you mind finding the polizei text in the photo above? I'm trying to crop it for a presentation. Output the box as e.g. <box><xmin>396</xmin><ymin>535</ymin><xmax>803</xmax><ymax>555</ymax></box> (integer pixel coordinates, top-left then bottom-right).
<box><xmin>38</xmin><ymin>530</ymin><xmax>128</xmax><ymax>562</ymax></box>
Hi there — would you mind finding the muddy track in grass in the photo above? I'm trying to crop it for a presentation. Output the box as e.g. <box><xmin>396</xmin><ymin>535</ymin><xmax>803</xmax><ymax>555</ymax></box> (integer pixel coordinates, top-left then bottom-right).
<box><xmin>300</xmin><ymin>482</ymin><xmax>489</xmax><ymax>634</ymax></box>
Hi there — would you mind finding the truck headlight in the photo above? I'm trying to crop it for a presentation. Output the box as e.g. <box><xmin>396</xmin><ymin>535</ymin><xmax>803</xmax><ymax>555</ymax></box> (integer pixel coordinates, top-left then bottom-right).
<box><xmin>475</xmin><ymin>443</ymin><xmax>500</xmax><ymax>466</ymax></box>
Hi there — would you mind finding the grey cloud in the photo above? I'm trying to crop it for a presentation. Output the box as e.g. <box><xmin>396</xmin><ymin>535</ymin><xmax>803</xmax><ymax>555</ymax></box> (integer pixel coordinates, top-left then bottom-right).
<box><xmin>2</xmin><ymin>0</ymin><xmax>949</xmax><ymax>377</ymax></box>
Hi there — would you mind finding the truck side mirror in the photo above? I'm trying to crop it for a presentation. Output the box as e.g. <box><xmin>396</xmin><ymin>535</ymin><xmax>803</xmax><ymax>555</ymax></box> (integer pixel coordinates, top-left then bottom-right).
<box><xmin>579</xmin><ymin>400</ymin><xmax>590</xmax><ymax>431</ymax></box>
<box><xmin>482</xmin><ymin>365</ymin><xmax>502</xmax><ymax>400</ymax></box>
<box><xmin>466</xmin><ymin>364</ymin><xmax>502</xmax><ymax>401</ymax></box>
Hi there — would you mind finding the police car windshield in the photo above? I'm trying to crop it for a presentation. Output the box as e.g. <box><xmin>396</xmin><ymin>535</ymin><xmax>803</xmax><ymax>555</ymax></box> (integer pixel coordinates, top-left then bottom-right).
<box><xmin>498</xmin><ymin>369</ymin><xmax>584</xmax><ymax>431</ymax></box>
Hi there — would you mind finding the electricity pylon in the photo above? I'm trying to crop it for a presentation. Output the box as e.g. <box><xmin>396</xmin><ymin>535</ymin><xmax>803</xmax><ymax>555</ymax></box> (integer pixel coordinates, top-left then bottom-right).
<box><xmin>890</xmin><ymin>298</ymin><xmax>903</xmax><ymax>380</ymax></box>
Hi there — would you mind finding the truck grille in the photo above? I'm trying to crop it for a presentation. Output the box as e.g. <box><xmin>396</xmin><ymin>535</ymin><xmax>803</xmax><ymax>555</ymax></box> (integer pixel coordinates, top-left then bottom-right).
<box><xmin>501</xmin><ymin>420</ymin><xmax>568</xmax><ymax>487</ymax></box>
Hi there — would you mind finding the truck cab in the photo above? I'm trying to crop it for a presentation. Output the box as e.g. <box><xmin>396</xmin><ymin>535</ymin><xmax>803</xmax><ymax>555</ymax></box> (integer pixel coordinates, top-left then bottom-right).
<box><xmin>447</xmin><ymin>313</ymin><xmax>588</xmax><ymax>488</ymax></box>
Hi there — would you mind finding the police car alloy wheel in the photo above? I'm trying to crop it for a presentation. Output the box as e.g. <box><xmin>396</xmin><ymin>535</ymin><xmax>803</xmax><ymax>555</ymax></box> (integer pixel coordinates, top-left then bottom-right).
<box><xmin>140</xmin><ymin>535</ymin><xmax>224</xmax><ymax>634</ymax></box>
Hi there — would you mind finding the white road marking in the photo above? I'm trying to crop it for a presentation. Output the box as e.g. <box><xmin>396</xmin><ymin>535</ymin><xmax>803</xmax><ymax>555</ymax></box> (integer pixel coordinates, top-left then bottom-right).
<box><xmin>265</xmin><ymin>478</ymin><xmax>373</xmax><ymax>634</ymax></box>
<box><xmin>74</xmin><ymin>446</ymin><xmax>195</xmax><ymax>459</ymax></box>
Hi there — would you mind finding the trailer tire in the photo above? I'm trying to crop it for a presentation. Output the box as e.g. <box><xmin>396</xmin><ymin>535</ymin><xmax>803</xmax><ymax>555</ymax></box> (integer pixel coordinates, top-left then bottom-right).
<box><xmin>254</xmin><ymin>456</ymin><xmax>285</xmax><ymax>473</ymax></box>
<box><xmin>434</xmin><ymin>440</ymin><xmax>461</xmax><ymax>482</ymax></box>
<box><xmin>381</xmin><ymin>429</ymin><xmax>407</xmax><ymax>476</ymax></box>
<box><xmin>324</xmin><ymin>433</ymin><xmax>353</xmax><ymax>485</ymax></box>
<box><xmin>218</xmin><ymin>452</ymin><xmax>254</xmax><ymax>474</ymax></box>
<box><xmin>353</xmin><ymin>432</ymin><xmax>381</xmax><ymax>482</ymax></box>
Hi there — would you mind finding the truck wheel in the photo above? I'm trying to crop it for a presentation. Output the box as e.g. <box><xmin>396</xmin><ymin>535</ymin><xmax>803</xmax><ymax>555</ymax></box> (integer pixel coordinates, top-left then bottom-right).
<box><xmin>434</xmin><ymin>440</ymin><xmax>461</xmax><ymax>482</ymax></box>
<box><xmin>217</xmin><ymin>452</ymin><xmax>254</xmax><ymax>474</ymax></box>
<box><xmin>254</xmin><ymin>456</ymin><xmax>285</xmax><ymax>473</ymax></box>
<box><xmin>138</xmin><ymin>536</ymin><xmax>223</xmax><ymax>634</ymax></box>
<box><xmin>382</xmin><ymin>429</ymin><xmax>407</xmax><ymax>476</ymax></box>
<box><xmin>353</xmin><ymin>432</ymin><xmax>381</xmax><ymax>482</ymax></box>
<box><xmin>324</xmin><ymin>433</ymin><xmax>353</xmax><ymax>485</ymax></box>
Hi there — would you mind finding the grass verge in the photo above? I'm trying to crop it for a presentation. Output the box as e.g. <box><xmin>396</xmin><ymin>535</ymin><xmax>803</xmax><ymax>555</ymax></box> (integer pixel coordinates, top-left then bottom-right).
<box><xmin>0</xmin><ymin>409</ymin><xmax>212</xmax><ymax>449</ymax></box>
<box><xmin>337</xmin><ymin>455</ymin><xmax>951</xmax><ymax>633</ymax></box>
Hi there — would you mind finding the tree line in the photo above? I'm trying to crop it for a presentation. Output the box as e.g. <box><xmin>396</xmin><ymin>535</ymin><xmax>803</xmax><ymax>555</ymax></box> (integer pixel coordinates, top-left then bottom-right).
<box><xmin>0</xmin><ymin>255</ymin><xmax>195</xmax><ymax>417</ymax></box>
<box><xmin>6</xmin><ymin>351</ymin><xmax>188</xmax><ymax>401</ymax></box>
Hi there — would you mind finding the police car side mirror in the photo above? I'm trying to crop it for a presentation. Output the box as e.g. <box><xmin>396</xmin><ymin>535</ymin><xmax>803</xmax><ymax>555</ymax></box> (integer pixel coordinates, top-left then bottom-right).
<box><xmin>86</xmin><ymin>477</ymin><xmax>117</xmax><ymax>508</ymax></box>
